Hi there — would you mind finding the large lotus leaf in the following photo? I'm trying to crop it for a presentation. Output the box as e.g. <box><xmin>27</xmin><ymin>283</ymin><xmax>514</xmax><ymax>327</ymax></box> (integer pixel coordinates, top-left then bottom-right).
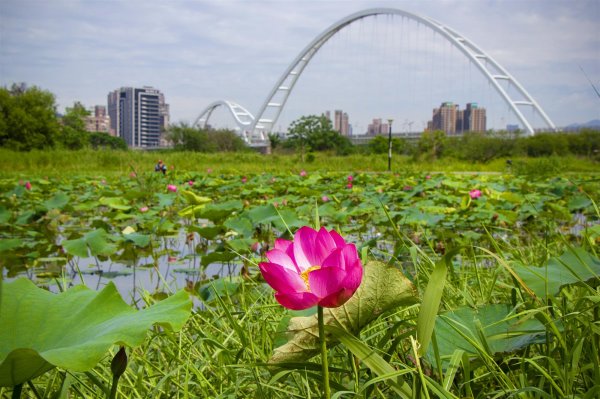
<box><xmin>179</xmin><ymin>190</ymin><xmax>211</xmax><ymax>205</ymax></box>
<box><xmin>62</xmin><ymin>228</ymin><xmax>118</xmax><ymax>258</ymax></box>
<box><xmin>513</xmin><ymin>248</ymin><xmax>600</xmax><ymax>299</ymax></box>
<box><xmin>99</xmin><ymin>196</ymin><xmax>131</xmax><ymax>211</ymax></box>
<box><xmin>269</xmin><ymin>260</ymin><xmax>417</xmax><ymax>363</ymax></box>
<box><xmin>43</xmin><ymin>192</ymin><xmax>70</xmax><ymax>211</ymax></box>
<box><xmin>0</xmin><ymin>278</ymin><xmax>192</xmax><ymax>387</ymax></box>
<box><xmin>425</xmin><ymin>304</ymin><xmax>547</xmax><ymax>369</ymax></box>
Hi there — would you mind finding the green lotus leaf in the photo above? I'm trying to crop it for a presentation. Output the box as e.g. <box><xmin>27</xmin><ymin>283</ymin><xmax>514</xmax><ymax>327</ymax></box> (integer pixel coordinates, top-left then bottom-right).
<box><xmin>180</xmin><ymin>190</ymin><xmax>211</xmax><ymax>205</ymax></box>
<box><xmin>43</xmin><ymin>192</ymin><xmax>70</xmax><ymax>211</ymax></box>
<box><xmin>99</xmin><ymin>196</ymin><xmax>131</xmax><ymax>210</ymax></box>
<box><xmin>198</xmin><ymin>200</ymin><xmax>244</xmax><ymax>223</ymax></box>
<box><xmin>62</xmin><ymin>228</ymin><xmax>118</xmax><ymax>258</ymax></box>
<box><xmin>514</xmin><ymin>248</ymin><xmax>600</xmax><ymax>299</ymax></box>
<box><xmin>224</xmin><ymin>216</ymin><xmax>254</xmax><ymax>237</ymax></box>
<box><xmin>269</xmin><ymin>260</ymin><xmax>418</xmax><ymax>363</ymax></box>
<box><xmin>123</xmin><ymin>232</ymin><xmax>151</xmax><ymax>248</ymax></box>
<box><xmin>201</xmin><ymin>250</ymin><xmax>238</xmax><ymax>267</ymax></box>
<box><xmin>425</xmin><ymin>304</ymin><xmax>547</xmax><ymax>369</ymax></box>
<box><xmin>0</xmin><ymin>278</ymin><xmax>192</xmax><ymax>387</ymax></box>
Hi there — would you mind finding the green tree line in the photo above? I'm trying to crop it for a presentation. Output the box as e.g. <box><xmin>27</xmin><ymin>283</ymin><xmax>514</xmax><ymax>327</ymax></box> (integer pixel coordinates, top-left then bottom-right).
<box><xmin>0</xmin><ymin>84</ymin><xmax>126</xmax><ymax>151</ymax></box>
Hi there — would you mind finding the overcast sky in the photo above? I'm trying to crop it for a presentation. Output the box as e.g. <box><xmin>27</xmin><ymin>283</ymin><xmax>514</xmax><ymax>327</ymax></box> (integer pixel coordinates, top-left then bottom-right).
<box><xmin>1</xmin><ymin>0</ymin><xmax>598</xmax><ymax>133</ymax></box>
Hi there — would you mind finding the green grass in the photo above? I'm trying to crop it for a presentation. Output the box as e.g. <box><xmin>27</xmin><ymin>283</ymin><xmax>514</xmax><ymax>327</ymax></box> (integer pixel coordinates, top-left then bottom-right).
<box><xmin>1</xmin><ymin>148</ymin><xmax>598</xmax><ymax>177</ymax></box>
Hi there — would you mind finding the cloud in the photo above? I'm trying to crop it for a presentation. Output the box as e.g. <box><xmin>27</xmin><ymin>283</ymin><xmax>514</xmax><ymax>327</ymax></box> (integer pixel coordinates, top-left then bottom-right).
<box><xmin>1</xmin><ymin>0</ymin><xmax>598</xmax><ymax>130</ymax></box>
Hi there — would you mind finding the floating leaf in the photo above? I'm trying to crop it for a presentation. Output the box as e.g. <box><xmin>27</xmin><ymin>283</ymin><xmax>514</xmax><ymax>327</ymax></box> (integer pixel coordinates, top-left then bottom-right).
<box><xmin>62</xmin><ymin>228</ymin><xmax>118</xmax><ymax>258</ymax></box>
<box><xmin>0</xmin><ymin>278</ymin><xmax>192</xmax><ymax>387</ymax></box>
<box><xmin>99</xmin><ymin>196</ymin><xmax>131</xmax><ymax>210</ymax></box>
<box><xmin>180</xmin><ymin>190</ymin><xmax>211</xmax><ymax>205</ymax></box>
<box><xmin>43</xmin><ymin>192</ymin><xmax>70</xmax><ymax>210</ymax></box>
<box><xmin>197</xmin><ymin>277</ymin><xmax>241</xmax><ymax>303</ymax></box>
<box><xmin>269</xmin><ymin>261</ymin><xmax>417</xmax><ymax>363</ymax></box>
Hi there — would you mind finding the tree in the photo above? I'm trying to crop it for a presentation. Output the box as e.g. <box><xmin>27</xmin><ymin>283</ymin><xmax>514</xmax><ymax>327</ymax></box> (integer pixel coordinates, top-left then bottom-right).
<box><xmin>417</xmin><ymin>130</ymin><xmax>447</xmax><ymax>160</ymax></box>
<box><xmin>167</xmin><ymin>123</ymin><xmax>247</xmax><ymax>152</ymax></box>
<box><xmin>0</xmin><ymin>84</ymin><xmax>61</xmax><ymax>150</ymax></box>
<box><xmin>368</xmin><ymin>135</ymin><xmax>406</xmax><ymax>155</ymax></box>
<box><xmin>59</xmin><ymin>101</ymin><xmax>90</xmax><ymax>150</ymax></box>
<box><xmin>286</xmin><ymin>115</ymin><xmax>353</xmax><ymax>160</ymax></box>
<box><xmin>89</xmin><ymin>132</ymin><xmax>127</xmax><ymax>150</ymax></box>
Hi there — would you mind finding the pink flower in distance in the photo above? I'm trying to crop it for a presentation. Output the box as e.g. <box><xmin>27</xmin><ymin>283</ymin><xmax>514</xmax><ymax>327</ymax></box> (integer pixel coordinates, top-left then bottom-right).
<box><xmin>207</xmin><ymin>168</ymin><xmax>213</xmax><ymax>173</ymax></box>
<box><xmin>425</xmin><ymin>175</ymin><xmax>431</xmax><ymax>180</ymax></box>
<box><xmin>299</xmin><ymin>170</ymin><xmax>307</xmax><ymax>177</ymax></box>
<box><xmin>129</xmin><ymin>172</ymin><xmax>136</xmax><ymax>178</ymax></box>
<box><xmin>167</xmin><ymin>184</ymin><xmax>177</xmax><ymax>192</ymax></box>
<box><xmin>346</xmin><ymin>182</ymin><xmax>353</xmax><ymax>189</ymax></box>
<box><xmin>469</xmin><ymin>189</ymin><xmax>482</xmax><ymax>199</ymax></box>
<box><xmin>321</xmin><ymin>195</ymin><xmax>329</xmax><ymax>202</ymax></box>
<box><xmin>241</xmin><ymin>176</ymin><xmax>247</xmax><ymax>183</ymax></box>
<box><xmin>188</xmin><ymin>180</ymin><xmax>194</xmax><ymax>186</ymax></box>
<box><xmin>24</xmin><ymin>181</ymin><xmax>32</xmax><ymax>190</ymax></box>
<box><xmin>347</xmin><ymin>175</ymin><xmax>354</xmax><ymax>182</ymax></box>
<box><xmin>259</xmin><ymin>227</ymin><xmax>363</xmax><ymax>310</ymax></box>
<box><xmin>140</xmin><ymin>206</ymin><xmax>149</xmax><ymax>213</ymax></box>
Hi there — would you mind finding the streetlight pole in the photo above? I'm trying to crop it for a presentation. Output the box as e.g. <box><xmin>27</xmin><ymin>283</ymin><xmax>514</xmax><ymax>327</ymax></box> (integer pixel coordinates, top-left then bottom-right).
<box><xmin>387</xmin><ymin>119</ymin><xmax>393</xmax><ymax>172</ymax></box>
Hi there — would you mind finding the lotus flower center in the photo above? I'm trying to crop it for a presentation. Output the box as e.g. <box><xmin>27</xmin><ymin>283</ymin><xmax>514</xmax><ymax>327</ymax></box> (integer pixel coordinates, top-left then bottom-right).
<box><xmin>300</xmin><ymin>266</ymin><xmax>321</xmax><ymax>290</ymax></box>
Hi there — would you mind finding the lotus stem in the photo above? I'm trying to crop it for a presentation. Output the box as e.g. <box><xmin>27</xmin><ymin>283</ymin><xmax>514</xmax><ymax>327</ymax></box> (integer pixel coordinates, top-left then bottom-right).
<box><xmin>318</xmin><ymin>305</ymin><xmax>331</xmax><ymax>399</ymax></box>
<box><xmin>12</xmin><ymin>383</ymin><xmax>22</xmax><ymax>399</ymax></box>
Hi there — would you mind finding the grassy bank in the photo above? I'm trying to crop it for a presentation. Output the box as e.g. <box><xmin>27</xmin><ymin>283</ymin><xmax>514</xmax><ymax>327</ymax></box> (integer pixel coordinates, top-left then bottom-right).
<box><xmin>1</xmin><ymin>149</ymin><xmax>599</xmax><ymax>177</ymax></box>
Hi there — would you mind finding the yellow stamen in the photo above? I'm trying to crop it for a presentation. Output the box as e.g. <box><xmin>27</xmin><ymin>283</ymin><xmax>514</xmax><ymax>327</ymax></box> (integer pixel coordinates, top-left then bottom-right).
<box><xmin>300</xmin><ymin>266</ymin><xmax>321</xmax><ymax>290</ymax></box>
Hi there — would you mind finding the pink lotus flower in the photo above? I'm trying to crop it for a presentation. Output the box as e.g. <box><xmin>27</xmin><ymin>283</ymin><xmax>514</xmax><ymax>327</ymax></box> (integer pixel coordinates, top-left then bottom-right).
<box><xmin>259</xmin><ymin>227</ymin><xmax>363</xmax><ymax>310</ymax></box>
<box><xmin>347</xmin><ymin>175</ymin><xmax>354</xmax><ymax>182</ymax></box>
<box><xmin>299</xmin><ymin>170</ymin><xmax>307</xmax><ymax>177</ymax></box>
<box><xmin>322</xmin><ymin>195</ymin><xmax>329</xmax><ymax>202</ymax></box>
<box><xmin>425</xmin><ymin>175</ymin><xmax>431</xmax><ymax>180</ymax></box>
<box><xmin>167</xmin><ymin>184</ymin><xmax>177</xmax><ymax>192</ymax></box>
<box><xmin>24</xmin><ymin>181</ymin><xmax>32</xmax><ymax>190</ymax></box>
<box><xmin>469</xmin><ymin>189</ymin><xmax>482</xmax><ymax>199</ymax></box>
<box><xmin>140</xmin><ymin>206</ymin><xmax>149</xmax><ymax>213</ymax></box>
<box><xmin>346</xmin><ymin>183</ymin><xmax>353</xmax><ymax>189</ymax></box>
<box><xmin>188</xmin><ymin>180</ymin><xmax>194</xmax><ymax>186</ymax></box>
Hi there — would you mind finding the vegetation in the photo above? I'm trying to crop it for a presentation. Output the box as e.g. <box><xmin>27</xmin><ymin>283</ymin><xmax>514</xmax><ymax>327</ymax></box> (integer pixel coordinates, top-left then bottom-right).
<box><xmin>0</xmin><ymin>84</ymin><xmax>127</xmax><ymax>152</ymax></box>
<box><xmin>167</xmin><ymin>123</ymin><xmax>248</xmax><ymax>152</ymax></box>
<box><xmin>1</xmin><ymin>170</ymin><xmax>599</xmax><ymax>398</ymax></box>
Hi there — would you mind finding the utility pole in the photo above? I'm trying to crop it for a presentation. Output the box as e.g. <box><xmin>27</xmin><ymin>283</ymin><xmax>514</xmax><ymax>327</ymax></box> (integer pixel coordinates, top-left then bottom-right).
<box><xmin>387</xmin><ymin>119</ymin><xmax>393</xmax><ymax>172</ymax></box>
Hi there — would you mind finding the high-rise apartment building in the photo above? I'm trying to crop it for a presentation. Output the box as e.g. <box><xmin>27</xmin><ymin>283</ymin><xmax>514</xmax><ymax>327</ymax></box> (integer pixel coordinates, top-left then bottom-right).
<box><xmin>324</xmin><ymin>109</ymin><xmax>351</xmax><ymax>136</ymax></box>
<box><xmin>428</xmin><ymin>102</ymin><xmax>486</xmax><ymax>134</ymax></box>
<box><xmin>367</xmin><ymin>118</ymin><xmax>389</xmax><ymax>135</ymax></box>
<box><xmin>85</xmin><ymin>105</ymin><xmax>111</xmax><ymax>134</ymax></box>
<box><xmin>431</xmin><ymin>102</ymin><xmax>458</xmax><ymax>134</ymax></box>
<box><xmin>107</xmin><ymin>86</ymin><xmax>169</xmax><ymax>147</ymax></box>
<box><xmin>463</xmin><ymin>103</ymin><xmax>486</xmax><ymax>132</ymax></box>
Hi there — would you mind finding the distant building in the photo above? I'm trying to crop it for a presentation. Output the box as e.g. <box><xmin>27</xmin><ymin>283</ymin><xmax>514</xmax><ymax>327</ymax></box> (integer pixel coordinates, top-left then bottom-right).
<box><xmin>463</xmin><ymin>103</ymin><xmax>486</xmax><ymax>132</ymax></box>
<box><xmin>324</xmin><ymin>109</ymin><xmax>351</xmax><ymax>136</ymax></box>
<box><xmin>367</xmin><ymin>118</ymin><xmax>389</xmax><ymax>135</ymax></box>
<box><xmin>428</xmin><ymin>102</ymin><xmax>486</xmax><ymax>134</ymax></box>
<box><xmin>431</xmin><ymin>102</ymin><xmax>458</xmax><ymax>135</ymax></box>
<box><xmin>107</xmin><ymin>86</ymin><xmax>169</xmax><ymax>148</ymax></box>
<box><xmin>84</xmin><ymin>105</ymin><xmax>111</xmax><ymax>134</ymax></box>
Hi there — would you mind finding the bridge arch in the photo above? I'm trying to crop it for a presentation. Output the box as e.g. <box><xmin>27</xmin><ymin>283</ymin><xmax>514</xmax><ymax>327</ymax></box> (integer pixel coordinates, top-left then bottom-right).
<box><xmin>249</xmin><ymin>7</ymin><xmax>555</xmax><ymax>135</ymax></box>
<box><xmin>193</xmin><ymin>100</ymin><xmax>265</xmax><ymax>142</ymax></box>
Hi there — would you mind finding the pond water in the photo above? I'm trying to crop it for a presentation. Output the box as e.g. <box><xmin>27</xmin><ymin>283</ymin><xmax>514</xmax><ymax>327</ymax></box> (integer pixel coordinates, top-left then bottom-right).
<box><xmin>5</xmin><ymin>227</ymin><xmax>243</xmax><ymax>306</ymax></box>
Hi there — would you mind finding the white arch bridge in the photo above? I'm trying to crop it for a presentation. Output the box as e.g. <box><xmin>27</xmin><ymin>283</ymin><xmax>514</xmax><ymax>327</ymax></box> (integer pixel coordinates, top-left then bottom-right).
<box><xmin>194</xmin><ymin>7</ymin><xmax>556</xmax><ymax>146</ymax></box>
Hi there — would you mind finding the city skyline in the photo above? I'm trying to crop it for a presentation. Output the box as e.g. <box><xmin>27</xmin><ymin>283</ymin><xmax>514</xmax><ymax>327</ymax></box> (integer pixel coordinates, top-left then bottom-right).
<box><xmin>1</xmin><ymin>0</ymin><xmax>598</xmax><ymax>133</ymax></box>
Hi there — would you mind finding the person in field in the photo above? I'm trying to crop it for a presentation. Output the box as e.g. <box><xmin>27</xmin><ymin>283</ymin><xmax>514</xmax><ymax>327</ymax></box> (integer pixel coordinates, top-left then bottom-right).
<box><xmin>155</xmin><ymin>160</ymin><xmax>167</xmax><ymax>175</ymax></box>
